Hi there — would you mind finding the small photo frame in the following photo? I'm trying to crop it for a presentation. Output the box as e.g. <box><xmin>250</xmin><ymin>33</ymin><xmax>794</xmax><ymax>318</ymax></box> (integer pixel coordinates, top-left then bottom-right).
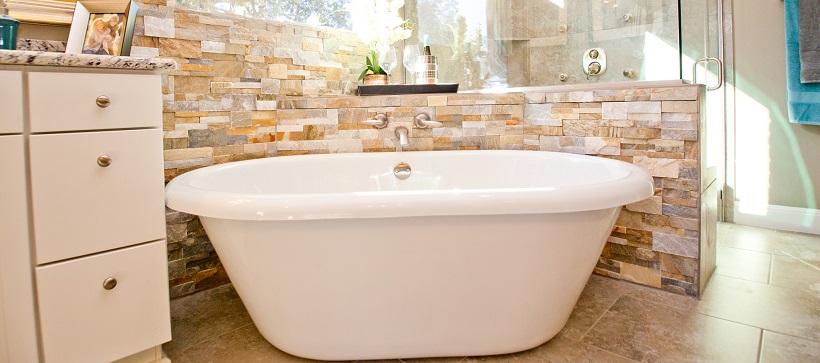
<box><xmin>66</xmin><ymin>0</ymin><xmax>139</xmax><ymax>56</ymax></box>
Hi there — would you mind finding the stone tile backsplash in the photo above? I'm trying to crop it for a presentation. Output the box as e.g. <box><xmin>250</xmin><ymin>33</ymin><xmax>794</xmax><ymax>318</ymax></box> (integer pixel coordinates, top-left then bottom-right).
<box><xmin>143</xmin><ymin>3</ymin><xmax>703</xmax><ymax>298</ymax></box>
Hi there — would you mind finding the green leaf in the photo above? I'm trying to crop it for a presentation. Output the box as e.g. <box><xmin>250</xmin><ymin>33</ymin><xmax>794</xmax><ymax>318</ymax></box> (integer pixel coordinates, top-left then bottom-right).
<box><xmin>358</xmin><ymin>68</ymin><xmax>369</xmax><ymax>81</ymax></box>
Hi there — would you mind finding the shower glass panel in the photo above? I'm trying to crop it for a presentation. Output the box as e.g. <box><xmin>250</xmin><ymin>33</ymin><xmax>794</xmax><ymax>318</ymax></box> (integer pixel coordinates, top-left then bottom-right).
<box><xmin>403</xmin><ymin>0</ymin><xmax>681</xmax><ymax>90</ymax></box>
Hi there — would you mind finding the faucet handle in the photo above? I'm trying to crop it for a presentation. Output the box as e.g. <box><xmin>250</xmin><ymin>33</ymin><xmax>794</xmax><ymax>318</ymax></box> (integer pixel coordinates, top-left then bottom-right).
<box><xmin>414</xmin><ymin>113</ymin><xmax>442</xmax><ymax>128</ymax></box>
<box><xmin>362</xmin><ymin>113</ymin><xmax>389</xmax><ymax>129</ymax></box>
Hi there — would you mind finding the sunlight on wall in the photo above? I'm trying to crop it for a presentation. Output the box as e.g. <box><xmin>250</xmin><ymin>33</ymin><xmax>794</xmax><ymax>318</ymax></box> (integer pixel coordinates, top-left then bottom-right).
<box><xmin>731</xmin><ymin>70</ymin><xmax>816</xmax><ymax>219</ymax></box>
<box><xmin>764</xmin><ymin>94</ymin><xmax>817</xmax><ymax>211</ymax></box>
<box><xmin>734</xmin><ymin>89</ymin><xmax>771</xmax><ymax>215</ymax></box>
<box><xmin>732</xmin><ymin>78</ymin><xmax>817</xmax><ymax>226</ymax></box>
<box><xmin>549</xmin><ymin>0</ymin><xmax>565</xmax><ymax>7</ymax></box>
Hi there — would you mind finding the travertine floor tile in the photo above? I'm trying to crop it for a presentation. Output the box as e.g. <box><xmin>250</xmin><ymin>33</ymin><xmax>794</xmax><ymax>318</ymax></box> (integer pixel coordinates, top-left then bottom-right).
<box><xmin>718</xmin><ymin>223</ymin><xmax>816</xmax><ymax>261</ymax></box>
<box><xmin>770</xmin><ymin>255</ymin><xmax>820</xmax><ymax>295</ymax></box>
<box><xmin>464</xmin><ymin>335</ymin><xmax>635</xmax><ymax>363</ymax></box>
<box><xmin>180</xmin><ymin>324</ymin><xmax>354</xmax><ymax>363</ymax></box>
<box><xmin>714</xmin><ymin>245</ymin><xmax>772</xmax><ymax>283</ymax></box>
<box><xmin>400</xmin><ymin>357</ymin><xmax>466</xmax><ymax>363</ymax></box>
<box><xmin>581</xmin><ymin>295</ymin><xmax>761</xmax><ymax>362</ymax></box>
<box><xmin>163</xmin><ymin>283</ymin><xmax>254</xmax><ymax>358</ymax></box>
<box><xmin>759</xmin><ymin>330</ymin><xmax>820</xmax><ymax>362</ymax></box>
<box><xmin>556</xmin><ymin>274</ymin><xmax>624</xmax><ymax>340</ymax></box>
<box><xmin>696</xmin><ymin>275</ymin><xmax>820</xmax><ymax>341</ymax></box>
<box><xmin>620</xmin><ymin>280</ymin><xmax>699</xmax><ymax>311</ymax></box>
<box><xmin>779</xmin><ymin>232</ymin><xmax>820</xmax><ymax>266</ymax></box>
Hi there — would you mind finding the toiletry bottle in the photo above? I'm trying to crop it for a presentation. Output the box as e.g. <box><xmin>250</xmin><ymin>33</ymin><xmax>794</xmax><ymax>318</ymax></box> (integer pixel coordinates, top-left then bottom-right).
<box><xmin>0</xmin><ymin>0</ymin><xmax>19</xmax><ymax>50</ymax></box>
<box><xmin>423</xmin><ymin>35</ymin><xmax>431</xmax><ymax>56</ymax></box>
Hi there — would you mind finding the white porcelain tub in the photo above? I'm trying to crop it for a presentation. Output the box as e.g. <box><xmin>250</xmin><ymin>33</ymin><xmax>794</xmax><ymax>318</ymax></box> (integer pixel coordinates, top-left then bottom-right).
<box><xmin>165</xmin><ymin>150</ymin><xmax>653</xmax><ymax>361</ymax></box>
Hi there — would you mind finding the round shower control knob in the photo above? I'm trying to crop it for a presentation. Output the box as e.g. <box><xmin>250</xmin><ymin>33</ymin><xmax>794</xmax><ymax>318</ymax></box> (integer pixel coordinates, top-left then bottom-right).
<box><xmin>623</xmin><ymin>68</ymin><xmax>636</xmax><ymax>78</ymax></box>
<box><xmin>558</xmin><ymin>73</ymin><xmax>569</xmax><ymax>82</ymax></box>
<box><xmin>558</xmin><ymin>24</ymin><xmax>567</xmax><ymax>33</ymax></box>
<box><xmin>588</xmin><ymin>62</ymin><xmax>602</xmax><ymax>75</ymax></box>
<box><xmin>622</xmin><ymin>14</ymin><xmax>633</xmax><ymax>22</ymax></box>
<box><xmin>589</xmin><ymin>49</ymin><xmax>599</xmax><ymax>59</ymax></box>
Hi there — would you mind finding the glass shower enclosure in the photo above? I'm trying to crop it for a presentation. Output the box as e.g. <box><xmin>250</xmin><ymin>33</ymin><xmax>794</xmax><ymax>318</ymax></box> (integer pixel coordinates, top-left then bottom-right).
<box><xmin>402</xmin><ymin>0</ymin><xmax>725</xmax><ymax>294</ymax></box>
<box><xmin>403</xmin><ymin>0</ymin><xmax>722</xmax><ymax>91</ymax></box>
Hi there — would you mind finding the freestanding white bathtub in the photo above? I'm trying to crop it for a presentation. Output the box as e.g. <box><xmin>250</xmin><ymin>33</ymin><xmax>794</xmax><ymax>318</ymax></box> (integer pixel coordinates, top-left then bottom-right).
<box><xmin>165</xmin><ymin>150</ymin><xmax>653</xmax><ymax>361</ymax></box>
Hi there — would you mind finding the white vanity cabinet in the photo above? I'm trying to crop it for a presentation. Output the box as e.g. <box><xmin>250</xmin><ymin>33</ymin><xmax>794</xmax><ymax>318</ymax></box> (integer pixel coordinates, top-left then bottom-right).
<box><xmin>0</xmin><ymin>70</ymin><xmax>23</xmax><ymax>133</ymax></box>
<box><xmin>0</xmin><ymin>68</ymin><xmax>39</xmax><ymax>363</ymax></box>
<box><xmin>0</xmin><ymin>66</ymin><xmax>171</xmax><ymax>363</ymax></box>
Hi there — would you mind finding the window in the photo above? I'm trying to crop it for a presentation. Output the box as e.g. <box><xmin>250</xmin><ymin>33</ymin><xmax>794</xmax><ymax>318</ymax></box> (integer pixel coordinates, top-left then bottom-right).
<box><xmin>176</xmin><ymin>0</ymin><xmax>353</xmax><ymax>30</ymax></box>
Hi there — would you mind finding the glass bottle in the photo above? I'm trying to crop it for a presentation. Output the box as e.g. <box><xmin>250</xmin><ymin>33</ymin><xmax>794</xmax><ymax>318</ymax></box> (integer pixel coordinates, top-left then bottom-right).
<box><xmin>0</xmin><ymin>0</ymin><xmax>19</xmax><ymax>50</ymax></box>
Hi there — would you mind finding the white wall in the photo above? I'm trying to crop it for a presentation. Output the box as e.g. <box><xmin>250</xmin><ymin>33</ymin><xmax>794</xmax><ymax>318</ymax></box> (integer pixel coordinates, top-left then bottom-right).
<box><xmin>730</xmin><ymin>0</ymin><xmax>820</xmax><ymax>233</ymax></box>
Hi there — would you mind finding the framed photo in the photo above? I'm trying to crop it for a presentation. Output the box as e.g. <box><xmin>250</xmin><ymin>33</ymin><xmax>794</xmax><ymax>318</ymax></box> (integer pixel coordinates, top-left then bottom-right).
<box><xmin>66</xmin><ymin>0</ymin><xmax>139</xmax><ymax>56</ymax></box>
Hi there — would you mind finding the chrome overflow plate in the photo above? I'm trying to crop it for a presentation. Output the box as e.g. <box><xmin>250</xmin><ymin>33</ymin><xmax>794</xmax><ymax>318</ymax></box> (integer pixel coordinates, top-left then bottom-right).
<box><xmin>394</xmin><ymin>162</ymin><xmax>411</xmax><ymax>180</ymax></box>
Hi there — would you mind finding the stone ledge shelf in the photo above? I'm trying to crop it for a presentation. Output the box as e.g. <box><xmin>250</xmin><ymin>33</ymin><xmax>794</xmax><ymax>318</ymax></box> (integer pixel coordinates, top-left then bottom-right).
<box><xmin>0</xmin><ymin>49</ymin><xmax>177</xmax><ymax>70</ymax></box>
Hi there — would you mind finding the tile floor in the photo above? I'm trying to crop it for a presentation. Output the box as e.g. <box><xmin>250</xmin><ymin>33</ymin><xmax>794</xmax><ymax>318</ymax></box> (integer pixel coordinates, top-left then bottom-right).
<box><xmin>163</xmin><ymin>223</ymin><xmax>820</xmax><ymax>362</ymax></box>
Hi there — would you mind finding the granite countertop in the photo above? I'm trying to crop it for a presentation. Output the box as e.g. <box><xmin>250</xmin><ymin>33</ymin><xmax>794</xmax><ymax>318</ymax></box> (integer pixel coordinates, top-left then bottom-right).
<box><xmin>0</xmin><ymin>49</ymin><xmax>177</xmax><ymax>71</ymax></box>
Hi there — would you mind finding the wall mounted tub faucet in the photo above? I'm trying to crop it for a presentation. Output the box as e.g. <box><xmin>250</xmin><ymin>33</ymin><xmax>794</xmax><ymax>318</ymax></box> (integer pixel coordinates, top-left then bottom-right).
<box><xmin>362</xmin><ymin>113</ymin><xmax>389</xmax><ymax>128</ymax></box>
<box><xmin>394</xmin><ymin>126</ymin><xmax>409</xmax><ymax>152</ymax></box>
<box><xmin>414</xmin><ymin>112</ymin><xmax>442</xmax><ymax>129</ymax></box>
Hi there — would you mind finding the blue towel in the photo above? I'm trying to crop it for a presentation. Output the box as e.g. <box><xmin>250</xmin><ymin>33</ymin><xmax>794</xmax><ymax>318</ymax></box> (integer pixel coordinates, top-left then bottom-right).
<box><xmin>786</xmin><ymin>0</ymin><xmax>820</xmax><ymax>124</ymax></box>
<box><xmin>798</xmin><ymin>0</ymin><xmax>820</xmax><ymax>83</ymax></box>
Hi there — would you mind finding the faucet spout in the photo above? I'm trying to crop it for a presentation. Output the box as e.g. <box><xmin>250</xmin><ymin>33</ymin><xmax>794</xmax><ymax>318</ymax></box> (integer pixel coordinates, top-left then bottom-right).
<box><xmin>394</xmin><ymin>126</ymin><xmax>409</xmax><ymax>152</ymax></box>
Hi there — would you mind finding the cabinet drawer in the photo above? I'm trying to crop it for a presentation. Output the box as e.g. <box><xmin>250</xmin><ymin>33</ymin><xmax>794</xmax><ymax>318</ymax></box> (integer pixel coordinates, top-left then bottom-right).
<box><xmin>36</xmin><ymin>241</ymin><xmax>171</xmax><ymax>363</ymax></box>
<box><xmin>28</xmin><ymin>72</ymin><xmax>162</xmax><ymax>133</ymax></box>
<box><xmin>0</xmin><ymin>70</ymin><xmax>23</xmax><ymax>134</ymax></box>
<box><xmin>30</xmin><ymin>129</ymin><xmax>166</xmax><ymax>264</ymax></box>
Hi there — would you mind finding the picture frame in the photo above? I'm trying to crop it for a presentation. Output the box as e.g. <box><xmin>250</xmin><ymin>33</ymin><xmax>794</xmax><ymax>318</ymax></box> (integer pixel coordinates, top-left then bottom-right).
<box><xmin>65</xmin><ymin>0</ymin><xmax>139</xmax><ymax>56</ymax></box>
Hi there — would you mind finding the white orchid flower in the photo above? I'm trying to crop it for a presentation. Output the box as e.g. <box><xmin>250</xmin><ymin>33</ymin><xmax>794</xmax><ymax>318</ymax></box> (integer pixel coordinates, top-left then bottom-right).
<box><xmin>348</xmin><ymin>0</ymin><xmax>412</xmax><ymax>49</ymax></box>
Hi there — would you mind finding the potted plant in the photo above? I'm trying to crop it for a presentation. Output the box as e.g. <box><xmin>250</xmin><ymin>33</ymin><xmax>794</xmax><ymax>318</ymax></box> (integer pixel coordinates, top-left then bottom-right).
<box><xmin>360</xmin><ymin>49</ymin><xmax>389</xmax><ymax>84</ymax></box>
<box><xmin>349</xmin><ymin>0</ymin><xmax>413</xmax><ymax>85</ymax></box>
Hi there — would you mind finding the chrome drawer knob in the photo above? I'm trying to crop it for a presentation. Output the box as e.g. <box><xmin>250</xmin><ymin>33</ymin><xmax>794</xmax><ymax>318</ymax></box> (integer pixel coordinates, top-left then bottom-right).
<box><xmin>103</xmin><ymin>277</ymin><xmax>117</xmax><ymax>290</ymax></box>
<box><xmin>96</xmin><ymin>95</ymin><xmax>111</xmax><ymax>108</ymax></box>
<box><xmin>97</xmin><ymin>155</ymin><xmax>112</xmax><ymax>167</ymax></box>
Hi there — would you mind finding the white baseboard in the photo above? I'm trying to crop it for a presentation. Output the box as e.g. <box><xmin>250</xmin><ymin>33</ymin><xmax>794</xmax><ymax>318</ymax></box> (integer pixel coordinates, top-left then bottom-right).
<box><xmin>733</xmin><ymin>202</ymin><xmax>820</xmax><ymax>235</ymax></box>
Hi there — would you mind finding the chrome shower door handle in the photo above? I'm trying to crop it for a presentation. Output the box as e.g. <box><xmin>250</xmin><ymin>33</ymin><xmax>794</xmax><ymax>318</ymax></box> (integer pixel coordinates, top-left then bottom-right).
<box><xmin>693</xmin><ymin>57</ymin><xmax>724</xmax><ymax>91</ymax></box>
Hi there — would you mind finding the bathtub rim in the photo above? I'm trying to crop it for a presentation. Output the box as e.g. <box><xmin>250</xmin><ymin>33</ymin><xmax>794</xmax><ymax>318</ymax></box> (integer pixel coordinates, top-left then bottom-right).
<box><xmin>165</xmin><ymin>150</ymin><xmax>654</xmax><ymax>221</ymax></box>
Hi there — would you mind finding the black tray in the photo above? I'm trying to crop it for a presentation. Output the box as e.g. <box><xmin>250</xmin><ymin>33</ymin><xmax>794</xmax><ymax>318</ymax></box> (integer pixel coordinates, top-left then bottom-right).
<box><xmin>357</xmin><ymin>83</ymin><xmax>459</xmax><ymax>96</ymax></box>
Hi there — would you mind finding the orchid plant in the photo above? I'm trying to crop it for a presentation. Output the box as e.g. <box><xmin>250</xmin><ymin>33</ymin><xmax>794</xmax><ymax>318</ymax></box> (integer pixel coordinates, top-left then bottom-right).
<box><xmin>348</xmin><ymin>0</ymin><xmax>413</xmax><ymax>80</ymax></box>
